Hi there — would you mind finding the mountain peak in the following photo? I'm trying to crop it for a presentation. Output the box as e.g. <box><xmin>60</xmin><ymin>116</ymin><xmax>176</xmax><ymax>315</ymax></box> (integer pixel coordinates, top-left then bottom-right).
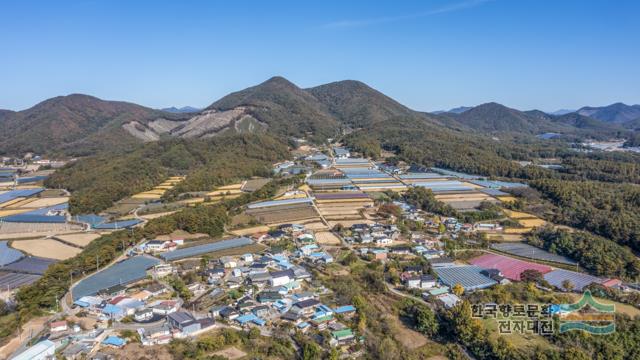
<box><xmin>261</xmin><ymin>76</ymin><xmax>298</xmax><ymax>88</ymax></box>
<box><xmin>577</xmin><ymin>103</ymin><xmax>640</xmax><ymax>123</ymax></box>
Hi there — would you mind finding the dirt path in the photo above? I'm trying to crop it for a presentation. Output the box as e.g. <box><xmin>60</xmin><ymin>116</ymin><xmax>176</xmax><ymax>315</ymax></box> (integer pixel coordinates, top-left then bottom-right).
<box><xmin>0</xmin><ymin>316</ymin><xmax>50</xmax><ymax>360</ymax></box>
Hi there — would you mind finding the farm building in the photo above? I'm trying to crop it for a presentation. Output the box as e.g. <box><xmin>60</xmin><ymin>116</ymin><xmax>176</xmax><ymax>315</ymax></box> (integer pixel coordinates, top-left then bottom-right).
<box><xmin>491</xmin><ymin>243</ymin><xmax>577</xmax><ymax>265</ymax></box>
<box><xmin>160</xmin><ymin>237</ymin><xmax>254</xmax><ymax>261</ymax></box>
<box><xmin>72</xmin><ymin>256</ymin><xmax>161</xmax><ymax>300</ymax></box>
<box><xmin>246</xmin><ymin>198</ymin><xmax>319</xmax><ymax>224</ymax></box>
<box><xmin>470</xmin><ymin>180</ymin><xmax>528</xmax><ymax>189</ymax></box>
<box><xmin>334</xmin><ymin>158</ymin><xmax>371</xmax><ymax>168</ymax></box>
<box><xmin>412</xmin><ymin>180</ymin><xmax>475</xmax><ymax>193</ymax></box>
<box><xmin>434</xmin><ymin>265</ymin><xmax>497</xmax><ymax>291</ymax></box>
<box><xmin>430</xmin><ymin>168</ymin><xmax>481</xmax><ymax>180</ymax></box>
<box><xmin>543</xmin><ymin>269</ymin><xmax>611</xmax><ymax>292</ymax></box>
<box><xmin>469</xmin><ymin>253</ymin><xmax>552</xmax><ymax>281</ymax></box>
<box><xmin>2</xmin><ymin>256</ymin><xmax>56</xmax><ymax>275</ymax></box>
<box><xmin>0</xmin><ymin>240</ymin><xmax>23</xmax><ymax>265</ymax></box>
<box><xmin>0</xmin><ymin>271</ymin><xmax>41</xmax><ymax>291</ymax></box>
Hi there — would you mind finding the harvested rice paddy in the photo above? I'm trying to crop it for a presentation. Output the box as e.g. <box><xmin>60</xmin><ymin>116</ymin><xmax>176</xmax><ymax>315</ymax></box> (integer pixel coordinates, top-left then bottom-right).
<box><xmin>230</xmin><ymin>225</ymin><xmax>270</xmax><ymax>236</ymax></box>
<box><xmin>11</xmin><ymin>238</ymin><xmax>82</xmax><ymax>260</ymax></box>
<box><xmin>132</xmin><ymin>176</ymin><xmax>185</xmax><ymax>200</ymax></box>
<box><xmin>517</xmin><ymin>218</ymin><xmax>546</xmax><ymax>227</ymax></box>
<box><xmin>315</xmin><ymin>231</ymin><xmax>341</xmax><ymax>245</ymax></box>
<box><xmin>54</xmin><ymin>233</ymin><xmax>102</xmax><ymax>248</ymax></box>
<box><xmin>503</xmin><ymin>209</ymin><xmax>535</xmax><ymax>219</ymax></box>
<box><xmin>19</xmin><ymin>197</ymin><xmax>68</xmax><ymax>208</ymax></box>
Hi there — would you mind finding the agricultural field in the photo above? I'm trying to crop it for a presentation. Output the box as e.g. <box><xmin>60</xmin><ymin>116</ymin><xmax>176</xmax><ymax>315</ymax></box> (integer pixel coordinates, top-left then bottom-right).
<box><xmin>132</xmin><ymin>176</ymin><xmax>186</xmax><ymax>200</ymax></box>
<box><xmin>0</xmin><ymin>221</ymin><xmax>83</xmax><ymax>237</ymax></box>
<box><xmin>54</xmin><ymin>233</ymin><xmax>102</xmax><ymax>248</ymax></box>
<box><xmin>315</xmin><ymin>231</ymin><xmax>341</xmax><ymax>245</ymax></box>
<box><xmin>155</xmin><ymin>229</ymin><xmax>208</xmax><ymax>241</ymax></box>
<box><xmin>10</xmin><ymin>238</ymin><xmax>82</xmax><ymax>260</ymax></box>
<box><xmin>17</xmin><ymin>197</ymin><xmax>67</xmax><ymax>208</ymax></box>
<box><xmin>230</xmin><ymin>225</ymin><xmax>270</xmax><ymax>236</ymax></box>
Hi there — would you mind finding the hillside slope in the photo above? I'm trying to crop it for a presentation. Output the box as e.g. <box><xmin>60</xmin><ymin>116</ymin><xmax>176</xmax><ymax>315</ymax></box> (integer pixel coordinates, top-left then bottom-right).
<box><xmin>577</xmin><ymin>103</ymin><xmax>640</xmax><ymax>123</ymax></box>
<box><xmin>207</xmin><ymin>76</ymin><xmax>339</xmax><ymax>141</ymax></box>
<box><xmin>444</xmin><ymin>102</ymin><xmax>625</xmax><ymax>139</ymax></box>
<box><xmin>0</xmin><ymin>94</ymin><xmax>186</xmax><ymax>156</ymax></box>
<box><xmin>307</xmin><ymin>80</ymin><xmax>414</xmax><ymax>128</ymax></box>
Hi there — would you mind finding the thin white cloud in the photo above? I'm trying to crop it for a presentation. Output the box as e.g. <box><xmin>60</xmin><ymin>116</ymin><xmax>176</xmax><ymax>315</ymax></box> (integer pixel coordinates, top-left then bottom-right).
<box><xmin>322</xmin><ymin>0</ymin><xmax>492</xmax><ymax>29</ymax></box>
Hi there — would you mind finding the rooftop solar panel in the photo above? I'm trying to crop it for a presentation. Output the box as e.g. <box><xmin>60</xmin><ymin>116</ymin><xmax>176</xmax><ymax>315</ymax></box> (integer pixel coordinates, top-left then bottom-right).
<box><xmin>314</xmin><ymin>192</ymin><xmax>370</xmax><ymax>200</ymax></box>
<box><xmin>491</xmin><ymin>243</ymin><xmax>577</xmax><ymax>265</ymax></box>
<box><xmin>544</xmin><ymin>269</ymin><xmax>605</xmax><ymax>291</ymax></box>
<box><xmin>17</xmin><ymin>176</ymin><xmax>49</xmax><ymax>184</ymax></box>
<box><xmin>1</xmin><ymin>214</ymin><xmax>67</xmax><ymax>223</ymax></box>
<box><xmin>0</xmin><ymin>188</ymin><xmax>44</xmax><ymax>204</ymax></box>
<box><xmin>434</xmin><ymin>265</ymin><xmax>497</xmax><ymax>291</ymax></box>
<box><xmin>470</xmin><ymin>180</ymin><xmax>528</xmax><ymax>189</ymax></box>
<box><xmin>0</xmin><ymin>241</ymin><xmax>24</xmax><ymax>266</ymax></box>
<box><xmin>93</xmin><ymin>219</ymin><xmax>142</xmax><ymax>229</ymax></box>
<box><xmin>480</xmin><ymin>188</ymin><xmax>509</xmax><ymax>196</ymax></box>
<box><xmin>399</xmin><ymin>173</ymin><xmax>447</xmax><ymax>179</ymax></box>
<box><xmin>160</xmin><ymin>237</ymin><xmax>253</xmax><ymax>261</ymax></box>
<box><xmin>3</xmin><ymin>256</ymin><xmax>56</xmax><ymax>275</ymax></box>
<box><xmin>72</xmin><ymin>256</ymin><xmax>161</xmax><ymax>300</ymax></box>
<box><xmin>0</xmin><ymin>271</ymin><xmax>40</xmax><ymax>290</ymax></box>
<box><xmin>431</xmin><ymin>168</ymin><xmax>481</xmax><ymax>179</ymax></box>
<box><xmin>22</xmin><ymin>203</ymin><xmax>68</xmax><ymax>216</ymax></box>
<box><xmin>247</xmin><ymin>198</ymin><xmax>313</xmax><ymax>209</ymax></box>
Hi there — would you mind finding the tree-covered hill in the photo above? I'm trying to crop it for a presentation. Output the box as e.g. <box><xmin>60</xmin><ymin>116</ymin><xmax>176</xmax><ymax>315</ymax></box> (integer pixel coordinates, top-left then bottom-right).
<box><xmin>0</xmin><ymin>94</ymin><xmax>190</xmax><ymax>156</ymax></box>
<box><xmin>45</xmin><ymin>134</ymin><xmax>290</xmax><ymax>214</ymax></box>
<box><xmin>208</xmin><ymin>76</ymin><xmax>340</xmax><ymax>142</ymax></box>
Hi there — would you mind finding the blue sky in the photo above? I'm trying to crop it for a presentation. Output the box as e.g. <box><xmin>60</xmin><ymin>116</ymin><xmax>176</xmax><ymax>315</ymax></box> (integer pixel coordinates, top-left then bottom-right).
<box><xmin>1</xmin><ymin>0</ymin><xmax>639</xmax><ymax>112</ymax></box>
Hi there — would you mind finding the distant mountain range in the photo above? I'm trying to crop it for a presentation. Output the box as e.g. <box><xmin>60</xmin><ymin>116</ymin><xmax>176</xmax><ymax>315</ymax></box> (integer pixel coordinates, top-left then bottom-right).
<box><xmin>438</xmin><ymin>102</ymin><xmax>624</xmax><ymax>138</ymax></box>
<box><xmin>161</xmin><ymin>106</ymin><xmax>201</xmax><ymax>113</ymax></box>
<box><xmin>432</xmin><ymin>106</ymin><xmax>472</xmax><ymax>114</ymax></box>
<box><xmin>0</xmin><ymin>77</ymin><xmax>637</xmax><ymax>156</ymax></box>
<box><xmin>577</xmin><ymin>103</ymin><xmax>640</xmax><ymax>123</ymax></box>
<box><xmin>549</xmin><ymin>109</ymin><xmax>575</xmax><ymax>116</ymax></box>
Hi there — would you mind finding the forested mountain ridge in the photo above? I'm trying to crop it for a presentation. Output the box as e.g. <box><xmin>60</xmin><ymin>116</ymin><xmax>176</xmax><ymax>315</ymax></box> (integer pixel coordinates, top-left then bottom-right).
<box><xmin>0</xmin><ymin>94</ymin><xmax>189</xmax><ymax>156</ymax></box>
<box><xmin>3</xmin><ymin>77</ymin><xmax>635</xmax><ymax>157</ymax></box>
<box><xmin>441</xmin><ymin>102</ymin><xmax>627</xmax><ymax>138</ymax></box>
<box><xmin>306</xmin><ymin>79</ymin><xmax>416</xmax><ymax>128</ymax></box>
<box><xmin>46</xmin><ymin>133</ymin><xmax>290</xmax><ymax>214</ymax></box>
<box><xmin>207</xmin><ymin>76</ymin><xmax>340</xmax><ymax>141</ymax></box>
<box><xmin>577</xmin><ymin>102</ymin><xmax>640</xmax><ymax>123</ymax></box>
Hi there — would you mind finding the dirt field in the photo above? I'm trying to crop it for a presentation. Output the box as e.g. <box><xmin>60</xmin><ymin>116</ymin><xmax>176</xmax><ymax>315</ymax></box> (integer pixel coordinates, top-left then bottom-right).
<box><xmin>517</xmin><ymin>218</ymin><xmax>546</xmax><ymax>227</ymax></box>
<box><xmin>315</xmin><ymin>231</ymin><xmax>341</xmax><ymax>245</ymax></box>
<box><xmin>304</xmin><ymin>222</ymin><xmax>328</xmax><ymax>230</ymax></box>
<box><xmin>230</xmin><ymin>226</ymin><xmax>270</xmax><ymax>236</ymax></box>
<box><xmin>487</xmin><ymin>234</ymin><xmax>524</xmax><ymax>242</ymax></box>
<box><xmin>213</xmin><ymin>346</ymin><xmax>247</xmax><ymax>359</ymax></box>
<box><xmin>139</xmin><ymin>211</ymin><xmax>177</xmax><ymax>220</ymax></box>
<box><xmin>156</xmin><ymin>229</ymin><xmax>208</xmax><ymax>241</ymax></box>
<box><xmin>11</xmin><ymin>239</ymin><xmax>82</xmax><ymax>260</ymax></box>
<box><xmin>55</xmin><ymin>233</ymin><xmax>101</xmax><ymax>247</ymax></box>
<box><xmin>328</xmin><ymin>219</ymin><xmax>375</xmax><ymax>227</ymax></box>
<box><xmin>0</xmin><ymin>316</ymin><xmax>50</xmax><ymax>360</ymax></box>
<box><xmin>503</xmin><ymin>209</ymin><xmax>536</xmax><ymax>219</ymax></box>
<box><xmin>18</xmin><ymin>197</ymin><xmax>68</xmax><ymax>208</ymax></box>
<box><xmin>504</xmin><ymin>228</ymin><xmax>533</xmax><ymax>234</ymax></box>
<box><xmin>0</xmin><ymin>222</ymin><xmax>83</xmax><ymax>236</ymax></box>
<box><xmin>102</xmin><ymin>343</ymin><xmax>173</xmax><ymax>360</ymax></box>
